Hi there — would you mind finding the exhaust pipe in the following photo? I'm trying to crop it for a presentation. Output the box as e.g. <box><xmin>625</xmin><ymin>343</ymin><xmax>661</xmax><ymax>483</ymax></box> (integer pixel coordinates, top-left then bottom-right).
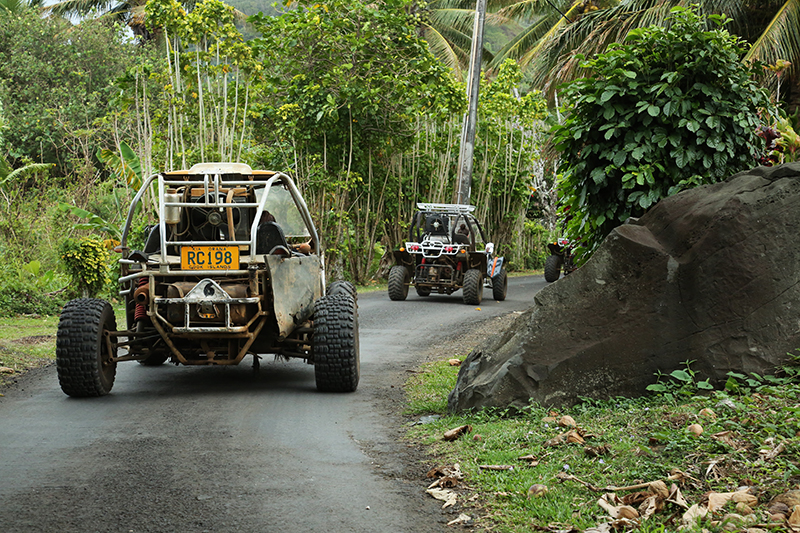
<box><xmin>134</xmin><ymin>282</ymin><xmax>150</xmax><ymax>305</ymax></box>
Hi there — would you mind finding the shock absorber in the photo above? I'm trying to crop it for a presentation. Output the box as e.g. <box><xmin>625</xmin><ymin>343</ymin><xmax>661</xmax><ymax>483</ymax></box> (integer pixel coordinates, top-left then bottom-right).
<box><xmin>133</xmin><ymin>278</ymin><xmax>148</xmax><ymax>322</ymax></box>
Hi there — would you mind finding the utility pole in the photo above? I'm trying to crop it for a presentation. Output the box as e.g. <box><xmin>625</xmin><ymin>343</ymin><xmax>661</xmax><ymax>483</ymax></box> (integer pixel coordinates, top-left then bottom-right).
<box><xmin>454</xmin><ymin>0</ymin><xmax>486</xmax><ymax>206</ymax></box>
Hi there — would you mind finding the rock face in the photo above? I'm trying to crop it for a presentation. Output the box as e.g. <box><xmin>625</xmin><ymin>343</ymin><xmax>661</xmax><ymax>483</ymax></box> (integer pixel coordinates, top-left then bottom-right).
<box><xmin>449</xmin><ymin>163</ymin><xmax>800</xmax><ymax>411</ymax></box>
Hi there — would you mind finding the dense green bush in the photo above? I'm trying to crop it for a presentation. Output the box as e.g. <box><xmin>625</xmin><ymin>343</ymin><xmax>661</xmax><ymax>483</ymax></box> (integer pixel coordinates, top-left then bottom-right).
<box><xmin>59</xmin><ymin>236</ymin><xmax>111</xmax><ymax>298</ymax></box>
<box><xmin>0</xmin><ymin>261</ymin><xmax>68</xmax><ymax>316</ymax></box>
<box><xmin>551</xmin><ymin>6</ymin><xmax>773</xmax><ymax>256</ymax></box>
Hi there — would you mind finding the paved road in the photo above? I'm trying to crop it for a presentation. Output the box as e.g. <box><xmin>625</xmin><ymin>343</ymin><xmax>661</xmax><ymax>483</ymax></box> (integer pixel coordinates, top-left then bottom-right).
<box><xmin>0</xmin><ymin>275</ymin><xmax>546</xmax><ymax>532</ymax></box>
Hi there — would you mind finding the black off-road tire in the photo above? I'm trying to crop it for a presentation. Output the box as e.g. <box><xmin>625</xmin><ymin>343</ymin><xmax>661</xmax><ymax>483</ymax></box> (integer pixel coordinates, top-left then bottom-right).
<box><xmin>544</xmin><ymin>254</ymin><xmax>563</xmax><ymax>282</ymax></box>
<box><xmin>313</xmin><ymin>294</ymin><xmax>360</xmax><ymax>392</ymax></box>
<box><xmin>462</xmin><ymin>269</ymin><xmax>483</xmax><ymax>305</ymax></box>
<box><xmin>387</xmin><ymin>265</ymin><xmax>410</xmax><ymax>301</ymax></box>
<box><xmin>56</xmin><ymin>298</ymin><xmax>118</xmax><ymax>397</ymax></box>
<box><xmin>492</xmin><ymin>268</ymin><xmax>508</xmax><ymax>301</ymax></box>
<box><xmin>328</xmin><ymin>280</ymin><xmax>358</xmax><ymax>302</ymax></box>
<box><xmin>415</xmin><ymin>285</ymin><xmax>431</xmax><ymax>297</ymax></box>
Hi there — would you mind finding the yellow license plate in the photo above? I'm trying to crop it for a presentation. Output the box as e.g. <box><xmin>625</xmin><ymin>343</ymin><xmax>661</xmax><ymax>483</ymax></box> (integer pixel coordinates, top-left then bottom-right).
<box><xmin>181</xmin><ymin>246</ymin><xmax>239</xmax><ymax>270</ymax></box>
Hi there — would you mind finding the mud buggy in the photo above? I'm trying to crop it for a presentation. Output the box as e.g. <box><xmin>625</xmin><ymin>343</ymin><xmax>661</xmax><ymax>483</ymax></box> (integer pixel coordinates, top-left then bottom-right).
<box><xmin>387</xmin><ymin>203</ymin><xmax>507</xmax><ymax>305</ymax></box>
<box><xmin>56</xmin><ymin>163</ymin><xmax>359</xmax><ymax>397</ymax></box>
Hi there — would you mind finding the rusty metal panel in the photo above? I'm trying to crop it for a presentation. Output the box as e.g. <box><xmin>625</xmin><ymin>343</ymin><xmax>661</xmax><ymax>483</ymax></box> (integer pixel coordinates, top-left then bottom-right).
<box><xmin>266</xmin><ymin>254</ymin><xmax>322</xmax><ymax>339</ymax></box>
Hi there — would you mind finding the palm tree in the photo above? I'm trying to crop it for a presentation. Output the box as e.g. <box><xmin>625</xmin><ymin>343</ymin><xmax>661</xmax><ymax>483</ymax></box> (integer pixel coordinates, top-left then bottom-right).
<box><xmin>487</xmin><ymin>0</ymin><xmax>799</xmax><ymax>104</ymax></box>
<box><xmin>0</xmin><ymin>0</ymin><xmax>44</xmax><ymax>13</ymax></box>
<box><xmin>414</xmin><ymin>0</ymin><xmax>526</xmax><ymax>81</ymax></box>
<box><xmin>42</xmin><ymin>0</ymin><xmax>249</xmax><ymax>40</ymax></box>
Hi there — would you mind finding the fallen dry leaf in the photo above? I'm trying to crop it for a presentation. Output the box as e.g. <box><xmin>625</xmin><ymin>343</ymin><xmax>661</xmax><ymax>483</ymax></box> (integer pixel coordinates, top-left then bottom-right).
<box><xmin>527</xmin><ymin>484</ymin><xmax>548</xmax><ymax>498</ymax></box>
<box><xmin>698</xmin><ymin>408</ymin><xmax>717</xmax><ymax>419</ymax></box>
<box><xmin>438</xmin><ymin>476</ymin><xmax>459</xmax><ymax>488</ymax></box>
<box><xmin>598</xmin><ymin>493</ymin><xmax>639</xmax><ymax>519</ymax></box>
<box><xmin>667</xmin><ymin>484</ymin><xmax>690</xmax><ymax>509</ymax></box>
<box><xmin>446</xmin><ymin>514</ymin><xmax>472</xmax><ymax>526</ymax></box>
<box><xmin>711</xmin><ymin>430</ymin><xmax>737</xmax><ymax>448</ymax></box>
<box><xmin>789</xmin><ymin>505</ymin><xmax>800</xmax><ymax>529</ymax></box>
<box><xmin>759</xmin><ymin>440</ymin><xmax>786</xmax><ymax>461</ymax></box>
<box><xmin>0</xmin><ymin>366</ymin><xmax>14</xmax><ymax>374</ymax></box>
<box><xmin>584</xmin><ymin>444</ymin><xmax>610</xmax><ymax>457</ymax></box>
<box><xmin>544</xmin><ymin>434</ymin><xmax>566</xmax><ymax>447</ymax></box>
<box><xmin>426</xmin><ymin>487</ymin><xmax>457</xmax><ymax>508</ymax></box>
<box><xmin>448</xmin><ymin>358</ymin><xmax>461</xmax><ymax>366</ymax></box>
<box><xmin>682</xmin><ymin>503</ymin><xmax>708</xmax><ymax>526</ymax></box>
<box><xmin>688</xmin><ymin>423</ymin><xmax>703</xmax><ymax>437</ymax></box>
<box><xmin>443</xmin><ymin>425</ymin><xmax>472</xmax><ymax>441</ymax></box>
<box><xmin>566</xmin><ymin>430</ymin><xmax>585</xmax><ymax>444</ymax></box>
<box><xmin>638</xmin><ymin>495</ymin><xmax>659</xmax><ymax>519</ymax></box>
<box><xmin>649</xmin><ymin>480</ymin><xmax>669</xmax><ymax>499</ymax></box>
<box><xmin>621</xmin><ymin>492</ymin><xmax>651</xmax><ymax>507</ymax></box>
<box><xmin>772</xmin><ymin>490</ymin><xmax>800</xmax><ymax>509</ymax></box>
<box><xmin>708</xmin><ymin>491</ymin><xmax>757</xmax><ymax>513</ymax></box>
<box><xmin>559</xmin><ymin>415</ymin><xmax>577</xmax><ymax>428</ymax></box>
<box><xmin>426</xmin><ymin>464</ymin><xmax>464</xmax><ymax>489</ymax></box>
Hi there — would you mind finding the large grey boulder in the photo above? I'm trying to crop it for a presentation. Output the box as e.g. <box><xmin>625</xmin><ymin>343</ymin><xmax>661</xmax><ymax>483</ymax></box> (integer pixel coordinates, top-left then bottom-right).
<box><xmin>449</xmin><ymin>163</ymin><xmax>800</xmax><ymax>411</ymax></box>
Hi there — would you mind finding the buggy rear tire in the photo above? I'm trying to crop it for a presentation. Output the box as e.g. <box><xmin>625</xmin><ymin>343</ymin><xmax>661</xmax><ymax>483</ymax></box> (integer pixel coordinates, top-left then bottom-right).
<box><xmin>415</xmin><ymin>285</ymin><xmax>431</xmax><ymax>297</ymax></box>
<box><xmin>313</xmin><ymin>294</ymin><xmax>360</xmax><ymax>392</ymax></box>
<box><xmin>328</xmin><ymin>280</ymin><xmax>357</xmax><ymax>302</ymax></box>
<box><xmin>462</xmin><ymin>269</ymin><xmax>483</xmax><ymax>305</ymax></box>
<box><xmin>492</xmin><ymin>268</ymin><xmax>508</xmax><ymax>301</ymax></box>
<box><xmin>544</xmin><ymin>254</ymin><xmax>563</xmax><ymax>282</ymax></box>
<box><xmin>56</xmin><ymin>298</ymin><xmax>117</xmax><ymax>397</ymax></box>
<box><xmin>387</xmin><ymin>265</ymin><xmax>410</xmax><ymax>301</ymax></box>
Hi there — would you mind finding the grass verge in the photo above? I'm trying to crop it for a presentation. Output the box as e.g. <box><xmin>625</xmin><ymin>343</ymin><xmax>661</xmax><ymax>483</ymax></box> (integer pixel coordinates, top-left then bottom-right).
<box><xmin>0</xmin><ymin>315</ymin><xmax>59</xmax><ymax>387</ymax></box>
<box><xmin>405</xmin><ymin>354</ymin><xmax>800</xmax><ymax>532</ymax></box>
<box><xmin>0</xmin><ymin>306</ymin><xmax>128</xmax><ymax>389</ymax></box>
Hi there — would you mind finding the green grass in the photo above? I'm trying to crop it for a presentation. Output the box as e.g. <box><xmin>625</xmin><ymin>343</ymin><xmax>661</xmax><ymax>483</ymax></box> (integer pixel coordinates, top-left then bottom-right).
<box><xmin>0</xmin><ymin>305</ymin><xmax>127</xmax><ymax>388</ymax></box>
<box><xmin>0</xmin><ymin>315</ymin><xmax>59</xmax><ymax>386</ymax></box>
<box><xmin>404</xmin><ymin>355</ymin><xmax>800</xmax><ymax>532</ymax></box>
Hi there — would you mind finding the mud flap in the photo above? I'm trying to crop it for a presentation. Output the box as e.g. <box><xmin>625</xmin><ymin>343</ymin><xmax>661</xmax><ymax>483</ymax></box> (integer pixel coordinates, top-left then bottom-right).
<box><xmin>266</xmin><ymin>254</ymin><xmax>322</xmax><ymax>339</ymax></box>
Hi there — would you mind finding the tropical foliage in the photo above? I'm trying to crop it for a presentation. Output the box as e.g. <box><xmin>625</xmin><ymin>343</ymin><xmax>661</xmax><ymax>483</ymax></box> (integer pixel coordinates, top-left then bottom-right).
<box><xmin>487</xmin><ymin>0</ymin><xmax>799</xmax><ymax>106</ymax></box>
<box><xmin>550</xmin><ymin>6</ymin><xmax>773</xmax><ymax>254</ymax></box>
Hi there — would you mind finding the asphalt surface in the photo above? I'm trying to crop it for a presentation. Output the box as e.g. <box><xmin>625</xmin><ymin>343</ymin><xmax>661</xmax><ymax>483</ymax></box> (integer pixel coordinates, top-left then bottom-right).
<box><xmin>0</xmin><ymin>275</ymin><xmax>546</xmax><ymax>533</ymax></box>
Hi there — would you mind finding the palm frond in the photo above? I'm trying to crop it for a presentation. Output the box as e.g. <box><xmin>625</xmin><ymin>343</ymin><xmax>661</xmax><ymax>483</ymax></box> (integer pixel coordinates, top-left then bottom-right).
<box><xmin>495</xmin><ymin>0</ymin><xmax>571</xmax><ymax>21</ymax></box>
<box><xmin>0</xmin><ymin>163</ymin><xmax>54</xmax><ymax>187</ymax></box>
<box><xmin>422</xmin><ymin>25</ymin><xmax>467</xmax><ymax>79</ymax></box>
<box><xmin>746</xmin><ymin>0</ymin><xmax>800</xmax><ymax>82</ymax></box>
<box><xmin>429</xmin><ymin>8</ymin><xmax>479</xmax><ymax>35</ymax></box>
<box><xmin>487</xmin><ymin>12</ymin><xmax>562</xmax><ymax>67</ymax></box>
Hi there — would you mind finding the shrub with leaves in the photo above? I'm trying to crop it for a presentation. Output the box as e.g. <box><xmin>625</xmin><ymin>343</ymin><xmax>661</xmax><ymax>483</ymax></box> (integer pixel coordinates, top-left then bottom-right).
<box><xmin>59</xmin><ymin>237</ymin><xmax>111</xmax><ymax>298</ymax></box>
<box><xmin>551</xmin><ymin>6</ymin><xmax>773</xmax><ymax>255</ymax></box>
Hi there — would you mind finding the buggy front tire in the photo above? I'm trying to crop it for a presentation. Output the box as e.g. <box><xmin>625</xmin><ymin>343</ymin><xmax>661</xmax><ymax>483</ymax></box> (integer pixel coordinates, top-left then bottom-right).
<box><xmin>56</xmin><ymin>298</ymin><xmax>118</xmax><ymax>397</ymax></box>
<box><xmin>313</xmin><ymin>294</ymin><xmax>360</xmax><ymax>392</ymax></box>
<box><xmin>387</xmin><ymin>265</ymin><xmax>410</xmax><ymax>301</ymax></box>
<box><xmin>492</xmin><ymin>268</ymin><xmax>508</xmax><ymax>301</ymax></box>
<box><xmin>462</xmin><ymin>269</ymin><xmax>484</xmax><ymax>305</ymax></box>
<box><xmin>544</xmin><ymin>255</ymin><xmax>563</xmax><ymax>282</ymax></box>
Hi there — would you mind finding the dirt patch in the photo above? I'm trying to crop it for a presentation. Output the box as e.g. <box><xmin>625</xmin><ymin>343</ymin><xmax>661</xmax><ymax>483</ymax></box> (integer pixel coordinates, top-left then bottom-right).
<box><xmin>11</xmin><ymin>335</ymin><xmax>55</xmax><ymax>345</ymax></box>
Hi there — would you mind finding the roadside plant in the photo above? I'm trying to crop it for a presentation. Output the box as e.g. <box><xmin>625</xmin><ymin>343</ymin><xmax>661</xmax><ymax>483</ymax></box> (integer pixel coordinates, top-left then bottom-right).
<box><xmin>550</xmin><ymin>6</ymin><xmax>773</xmax><ymax>257</ymax></box>
<box><xmin>646</xmin><ymin>359</ymin><xmax>714</xmax><ymax>403</ymax></box>
<box><xmin>59</xmin><ymin>236</ymin><xmax>112</xmax><ymax>298</ymax></box>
